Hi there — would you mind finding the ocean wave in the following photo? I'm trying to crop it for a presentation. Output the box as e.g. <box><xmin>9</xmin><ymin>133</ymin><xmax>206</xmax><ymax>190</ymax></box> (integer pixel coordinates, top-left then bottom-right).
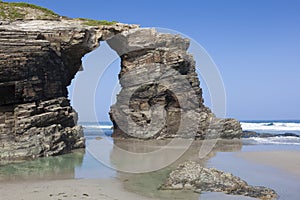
<box><xmin>243</xmin><ymin>136</ymin><xmax>300</xmax><ymax>145</ymax></box>
<box><xmin>241</xmin><ymin>122</ymin><xmax>300</xmax><ymax>132</ymax></box>
<box><xmin>83</xmin><ymin>125</ymin><xmax>113</xmax><ymax>129</ymax></box>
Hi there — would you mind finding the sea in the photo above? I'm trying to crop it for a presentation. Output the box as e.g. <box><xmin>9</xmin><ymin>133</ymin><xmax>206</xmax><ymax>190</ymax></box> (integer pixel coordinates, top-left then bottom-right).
<box><xmin>82</xmin><ymin>120</ymin><xmax>300</xmax><ymax>146</ymax></box>
<box><xmin>240</xmin><ymin>120</ymin><xmax>300</xmax><ymax>146</ymax></box>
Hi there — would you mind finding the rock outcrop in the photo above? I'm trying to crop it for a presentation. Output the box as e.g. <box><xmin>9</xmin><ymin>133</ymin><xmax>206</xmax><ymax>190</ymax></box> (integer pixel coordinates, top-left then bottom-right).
<box><xmin>242</xmin><ymin>131</ymin><xmax>300</xmax><ymax>138</ymax></box>
<box><xmin>0</xmin><ymin>14</ymin><xmax>137</xmax><ymax>163</ymax></box>
<box><xmin>0</xmin><ymin>2</ymin><xmax>242</xmax><ymax>163</ymax></box>
<box><xmin>161</xmin><ymin>161</ymin><xmax>277</xmax><ymax>200</ymax></box>
<box><xmin>108</xmin><ymin>28</ymin><xmax>242</xmax><ymax>139</ymax></box>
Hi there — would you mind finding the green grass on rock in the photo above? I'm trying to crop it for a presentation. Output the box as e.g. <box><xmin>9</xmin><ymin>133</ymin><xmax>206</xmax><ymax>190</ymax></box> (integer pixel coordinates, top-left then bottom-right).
<box><xmin>0</xmin><ymin>1</ymin><xmax>117</xmax><ymax>26</ymax></box>
<box><xmin>77</xmin><ymin>18</ymin><xmax>118</xmax><ymax>26</ymax></box>
<box><xmin>0</xmin><ymin>1</ymin><xmax>59</xmax><ymax>20</ymax></box>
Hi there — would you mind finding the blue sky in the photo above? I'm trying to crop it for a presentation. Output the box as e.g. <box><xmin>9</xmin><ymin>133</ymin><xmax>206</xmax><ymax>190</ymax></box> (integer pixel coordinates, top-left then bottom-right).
<box><xmin>5</xmin><ymin>0</ymin><xmax>300</xmax><ymax>121</ymax></box>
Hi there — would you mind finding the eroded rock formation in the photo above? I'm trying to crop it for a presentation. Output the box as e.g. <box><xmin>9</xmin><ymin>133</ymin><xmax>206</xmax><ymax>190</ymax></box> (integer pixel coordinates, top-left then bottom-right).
<box><xmin>0</xmin><ymin>18</ymin><xmax>137</xmax><ymax>163</ymax></box>
<box><xmin>108</xmin><ymin>28</ymin><xmax>242</xmax><ymax>139</ymax></box>
<box><xmin>161</xmin><ymin>161</ymin><xmax>277</xmax><ymax>200</ymax></box>
<box><xmin>0</xmin><ymin>3</ymin><xmax>242</xmax><ymax>163</ymax></box>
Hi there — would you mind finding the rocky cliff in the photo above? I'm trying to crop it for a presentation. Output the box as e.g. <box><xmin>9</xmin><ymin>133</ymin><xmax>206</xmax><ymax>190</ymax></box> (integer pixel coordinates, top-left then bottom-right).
<box><xmin>0</xmin><ymin>2</ymin><xmax>242</xmax><ymax>163</ymax></box>
<box><xmin>0</xmin><ymin>3</ymin><xmax>137</xmax><ymax>163</ymax></box>
<box><xmin>107</xmin><ymin>29</ymin><xmax>242</xmax><ymax>139</ymax></box>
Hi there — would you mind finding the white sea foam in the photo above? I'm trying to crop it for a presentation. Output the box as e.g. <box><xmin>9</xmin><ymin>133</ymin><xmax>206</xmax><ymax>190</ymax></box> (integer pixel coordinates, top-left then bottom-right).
<box><xmin>241</xmin><ymin>121</ymin><xmax>300</xmax><ymax>145</ymax></box>
<box><xmin>241</xmin><ymin>122</ymin><xmax>300</xmax><ymax>132</ymax></box>
<box><xmin>83</xmin><ymin>125</ymin><xmax>113</xmax><ymax>129</ymax></box>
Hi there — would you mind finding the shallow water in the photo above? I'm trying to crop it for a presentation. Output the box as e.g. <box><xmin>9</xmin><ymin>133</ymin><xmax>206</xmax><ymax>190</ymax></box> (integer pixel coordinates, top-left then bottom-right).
<box><xmin>208</xmin><ymin>144</ymin><xmax>300</xmax><ymax>200</ymax></box>
<box><xmin>0</xmin><ymin>127</ymin><xmax>249</xmax><ymax>199</ymax></box>
<box><xmin>0</xmin><ymin>149</ymin><xmax>84</xmax><ymax>182</ymax></box>
<box><xmin>1</xmin><ymin>126</ymin><xmax>299</xmax><ymax>199</ymax></box>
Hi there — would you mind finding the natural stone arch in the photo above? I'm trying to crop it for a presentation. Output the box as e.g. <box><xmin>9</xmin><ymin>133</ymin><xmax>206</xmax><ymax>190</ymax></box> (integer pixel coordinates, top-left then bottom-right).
<box><xmin>0</xmin><ymin>19</ymin><xmax>137</xmax><ymax>163</ymax></box>
<box><xmin>0</xmin><ymin>19</ymin><xmax>242</xmax><ymax>164</ymax></box>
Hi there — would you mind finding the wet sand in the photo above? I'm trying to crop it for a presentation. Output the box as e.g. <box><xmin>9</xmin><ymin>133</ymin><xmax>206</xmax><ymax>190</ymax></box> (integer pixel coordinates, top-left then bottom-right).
<box><xmin>0</xmin><ymin>178</ymin><xmax>259</xmax><ymax>200</ymax></box>
<box><xmin>0</xmin><ymin>139</ymin><xmax>249</xmax><ymax>200</ymax></box>
<box><xmin>237</xmin><ymin>150</ymin><xmax>300</xmax><ymax>177</ymax></box>
<box><xmin>0</xmin><ymin>179</ymin><xmax>159</xmax><ymax>200</ymax></box>
<box><xmin>1</xmin><ymin>139</ymin><xmax>299</xmax><ymax>199</ymax></box>
<box><xmin>208</xmin><ymin>146</ymin><xmax>300</xmax><ymax>200</ymax></box>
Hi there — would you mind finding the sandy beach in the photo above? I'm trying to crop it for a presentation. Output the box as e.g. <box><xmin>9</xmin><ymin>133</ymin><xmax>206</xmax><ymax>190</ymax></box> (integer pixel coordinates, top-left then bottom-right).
<box><xmin>0</xmin><ymin>139</ymin><xmax>253</xmax><ymax>200</ymax></box>
<box><xmin>0</xmin><ymin>1</ymin><xmax>299</xmax><ymax>200</ymax></box>
<box><xmin>238</xmin><ymin>150</ymin><xmax>300</xmax><ymax>178</ymax></box>
<box><xmin>201</xmin><ymin>145</ymin><xmax>300</xmax><ymax>200</ymax></box>
<box><xmin>0</xmin><ymin>179</ymin><xmax>159</xmax><ymax>200</ymax></box>
<box><xmin>0</xmin><ymin>178</ymin><xmax>258</xmax><ymax>200</ymax></box>
<box><xmin>1</xmin><ymin>140</ymin><xmax>300</xmax><ymax>200</ymax></box>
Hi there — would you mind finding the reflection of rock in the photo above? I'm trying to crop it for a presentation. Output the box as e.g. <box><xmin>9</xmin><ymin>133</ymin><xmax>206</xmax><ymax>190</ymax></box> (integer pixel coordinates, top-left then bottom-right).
<box><xmin>179</xmin><ymin>139</ymin><xmax>243</xmax><ymax>165</ymax></box>
<box><xmin>0</xmin><ymin>150</ymin><xmax>84</xmax><ymax>182</ymax></box>
<box><xmin>108</xmin><ymin>28</ymin><xmax>242</xmax><ymax>139</ymax></box>
<box><xmin>161</xmin><ymin>161</ymin><xmax>277</xmax><ymax>200</ymax></box>
<box><xmin>111</xmin><ymin>139</ymin><xmax>243</xmax><ymax>172</ymax></box>
<box><xmin>111</xmin><ymin>139</ymin><xmax>243</xmax><ymax>200</ymax></box>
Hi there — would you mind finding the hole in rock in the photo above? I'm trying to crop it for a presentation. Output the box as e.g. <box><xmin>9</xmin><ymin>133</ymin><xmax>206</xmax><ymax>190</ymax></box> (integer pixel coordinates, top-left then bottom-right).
<box><xmin>68</xmin><ymin>41</ymin><xmax>121</xmax><ymax>124</ymax></box>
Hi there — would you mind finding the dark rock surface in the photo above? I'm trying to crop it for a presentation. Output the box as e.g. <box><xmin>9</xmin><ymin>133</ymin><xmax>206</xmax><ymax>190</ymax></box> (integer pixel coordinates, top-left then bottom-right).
<box><xmin>161</xmin><ymin>161</ymin><xmax>277</xmax><ymax>200</ymax></box>
<box><xmin>242</xmin><ymin>131</ymin><xmax>300</xmax><ymax>138</ymax></box>
<box><xmin>108</xmin><ymin>28</ymin><xmax>243</xmax><ymax>139</ymax></box>
<box><xmin>0</xmin><ymin>18</ymin><xmax>137</xmax><ymax>163</ymax></box>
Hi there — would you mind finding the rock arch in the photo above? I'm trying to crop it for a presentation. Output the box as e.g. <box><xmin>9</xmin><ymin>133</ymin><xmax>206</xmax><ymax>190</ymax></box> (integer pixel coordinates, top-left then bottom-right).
<box><xmin>0</xmin><ymin>19</ymin><xmax>241</xmax><ymax>163</ymax></box>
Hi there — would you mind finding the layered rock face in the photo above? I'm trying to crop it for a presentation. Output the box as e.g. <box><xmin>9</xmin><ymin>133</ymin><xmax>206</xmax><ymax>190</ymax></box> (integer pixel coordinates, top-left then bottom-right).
<box><xmin>0</xmin><ymin>7</ymin><xmax>242</xmax><ymax>163</ymax></box>
<box><xmin>108</xmin><ymin>29</ymin><xmax>242</xmax><ymax>139</ymax></box>
<box><xmin>0</xmin><ymin>19</ymin><xmax>137</xmax><ymax>163</ymax></box>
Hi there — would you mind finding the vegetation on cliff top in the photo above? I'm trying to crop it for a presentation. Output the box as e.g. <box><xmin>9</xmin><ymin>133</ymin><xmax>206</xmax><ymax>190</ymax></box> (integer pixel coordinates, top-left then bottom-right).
<box><xmin>0</xmin><ymin>1</ymin><xmax>117</xmax><ymax>26</ymax></box>
<box><xmin>0</xmin><ymin>1</ymin><xmax>59</xmax><ymax>20</ymax></box>
<box><xmin>76</xmin><ymin>18</ymin><xmax>118</xmax><ymax>26</ymax></box>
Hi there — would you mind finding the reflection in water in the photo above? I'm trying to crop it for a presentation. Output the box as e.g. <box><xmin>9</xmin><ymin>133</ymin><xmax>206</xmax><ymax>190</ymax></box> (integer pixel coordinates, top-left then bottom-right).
<box><xmin>111</xmin><ymin>139</ymin><xmax>242</xmax><ymax>200</ymax></box>
<box><xmin>0</xmin><ymin>135</ymin><xmax>117</xmax><ymax>182</ymax></box>
<box><xmin>76</xmin><ymin>137</ymin><xmax>117</xmax><ymax>179</ymax></box>
<box><xmin>0</xmin><ymin>150</ymin><xmax>84</xmax><ymax>182</ymax></box>
<box><xmin>0</xmin><ymin>126</ymin><xmax>244</xmax><ymax>200</ymax></box>
<box><xmin>111</xmin><ymin>139</ymin><xmax>242</xmax><ymax>168</ymax></box>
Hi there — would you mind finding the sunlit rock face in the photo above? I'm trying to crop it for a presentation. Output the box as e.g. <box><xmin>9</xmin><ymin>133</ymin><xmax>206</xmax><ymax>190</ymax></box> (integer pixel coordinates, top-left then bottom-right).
<box><xmin>0</xmin><ymin>18</ymin><xmax>137</xmax><ymax>163</ymax></box>
<box><xmin>108</xmin><ymin>28</ymin><xmax>242</xmax><ymax>139</ymax></box>
<box><xmin>0</xmin><ymin>6</ymin><xmax>242</xmax><ymax>164</ymax></box>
